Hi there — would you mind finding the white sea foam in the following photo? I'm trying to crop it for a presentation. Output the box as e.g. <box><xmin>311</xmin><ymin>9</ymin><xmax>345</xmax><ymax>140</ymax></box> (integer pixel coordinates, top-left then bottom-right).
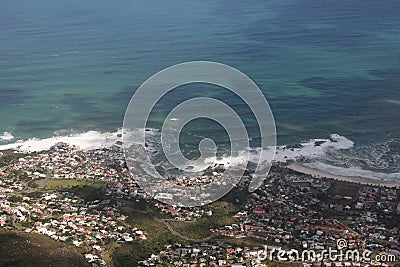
<box><xmin>203</xmin><ymin>149</ymin><xmax>249</xmax><ymax>169</ymax></box>
<box><xmin>0</xmin><ymin>132</ymin><xmax>14</xmax><ymax>142</ymax></box>
<box><xmin>273</xmin><ymin>134</ymin><xmax>400</xmax><ymax>181</ymax></box>
<box><xmin>198</xmin><ymin>134</ymin><xmax>354</xmax><ymax>169</ymax></box>
<box><xmin>148</xmin><ymin>133</ymin><xmax>355</xmax><ymax>172</ymax></box>
<box><xmin>1</xmin><ymin>130</ymin><xmax>397</xmax><ymax>182</ymax></box>
<box><xmin>0</xmin><ymin>128</ymin><xmax>164</xmax><ymax>153</ymax></box>
<box><xmin>0</xmin><ymin>130</ymin><xmax>122</xmax><ymax>152</ymax></box>
<box><xmin>274</xmin><ymin>134</ymin><xmax>354</xmax><ymax>162</ymax></box>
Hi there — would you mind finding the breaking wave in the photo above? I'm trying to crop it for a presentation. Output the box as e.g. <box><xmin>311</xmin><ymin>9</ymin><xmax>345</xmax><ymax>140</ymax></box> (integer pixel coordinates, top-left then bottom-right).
<box><xmin>0</xmin><ymin>132</ymin><xmax>14</xmax><ymax>142</ymax></box>
<box><xmin>0</xmin><ymin>130</ymin><xmax>398</xmax><ymax>182</ymax></box>
<box><xmin>275</xmin><ymin>133</ymin><xmax>354</xmax><ymax>162</ymax></box>
<box><xmin>0</xmin><ymin>130</ymin><xmax>122</xmax><ymax>152</ymax></box>
<box><xmin>274</xmin><ymin>134</ymin><xmax>400</xmax><ymax>181</ymax></box>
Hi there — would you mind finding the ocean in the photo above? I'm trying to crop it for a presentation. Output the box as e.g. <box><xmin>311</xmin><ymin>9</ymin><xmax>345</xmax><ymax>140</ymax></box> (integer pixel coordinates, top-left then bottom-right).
<box><xmin>0</xmin><ymin>0</ymin><xmax>399</xmax><ymax>180</ymax></box>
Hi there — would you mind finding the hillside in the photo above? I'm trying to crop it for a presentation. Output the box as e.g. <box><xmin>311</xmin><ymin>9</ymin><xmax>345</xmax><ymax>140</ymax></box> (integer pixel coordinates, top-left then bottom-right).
<box><xmin>0</xmin><ymin>229</ymin><xmax>90</xmax><ymax>267</ymax></box>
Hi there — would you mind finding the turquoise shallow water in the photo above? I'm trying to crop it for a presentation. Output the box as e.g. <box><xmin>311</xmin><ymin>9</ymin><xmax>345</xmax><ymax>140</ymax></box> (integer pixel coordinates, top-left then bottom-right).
<box><xmin>0</xmin><ymin>0</ymin><xmax>399</xmax><ymax>177</ymax></box>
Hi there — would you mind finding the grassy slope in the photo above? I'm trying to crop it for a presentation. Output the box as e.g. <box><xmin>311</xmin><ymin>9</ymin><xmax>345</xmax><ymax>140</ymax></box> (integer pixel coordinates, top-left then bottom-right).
<box><xmin>111</xmin><ymin>200</ymin><xmax>187</xmax><ymax>266</ymax></box>
<box><xmin>111</xmin><ymin>192</ymin><xmax>245</xmax><ymax>266</ymax></box>
<box><xmin>0</xmin><ymin>229</ymin><xmax>90</xmax><ymax>267</ymax></box>
<box><xmin>45</xmin><ymin>179</ymin><xmax>106</xmax><ymax>189</ymax></box>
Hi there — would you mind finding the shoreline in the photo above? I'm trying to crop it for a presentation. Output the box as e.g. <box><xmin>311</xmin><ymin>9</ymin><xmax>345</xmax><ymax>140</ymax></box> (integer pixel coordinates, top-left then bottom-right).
<box><xmin>1</xmin><ymin>133</ymin><xmax>399</xmax><ymax>188</ymax></box>
<box><xmin>287</xmin><ymin>161</ymin><xmax>400</xmax><ymax>188</ymax></box>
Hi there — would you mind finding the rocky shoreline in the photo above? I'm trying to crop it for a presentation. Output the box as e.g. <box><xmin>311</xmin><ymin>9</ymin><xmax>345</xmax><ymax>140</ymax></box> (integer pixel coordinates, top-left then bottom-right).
<box><xmin>1</xmin><ymin>138</ymin><xmax>398</xmax><ymax>189</ymax></box>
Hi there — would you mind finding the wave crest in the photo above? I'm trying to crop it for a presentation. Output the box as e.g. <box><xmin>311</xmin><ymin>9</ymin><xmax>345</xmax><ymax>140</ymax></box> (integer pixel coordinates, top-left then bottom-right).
<box><xmin>0</xmin><ymin>132</ymin><xmax>14</xmax><ymax>142</ymax></box>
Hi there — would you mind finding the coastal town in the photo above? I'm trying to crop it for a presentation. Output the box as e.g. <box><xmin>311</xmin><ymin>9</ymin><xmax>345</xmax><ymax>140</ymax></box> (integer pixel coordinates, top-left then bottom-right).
<box><xmin>140</xmin><ymin>167</ymin><xmax>400</xmax><ymax>266</ymax></box>
<box><xmin>0</xmin><ymin>143</ymin><xmax>399</xmax><ymax>266</ymax></box>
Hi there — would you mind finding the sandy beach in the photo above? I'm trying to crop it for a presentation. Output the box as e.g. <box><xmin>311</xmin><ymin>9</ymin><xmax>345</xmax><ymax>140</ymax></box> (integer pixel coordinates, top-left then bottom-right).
<box><xmin>287</xmin><ymin>162</ymin><xmax>400</xmax><ymax>188</ymax></box>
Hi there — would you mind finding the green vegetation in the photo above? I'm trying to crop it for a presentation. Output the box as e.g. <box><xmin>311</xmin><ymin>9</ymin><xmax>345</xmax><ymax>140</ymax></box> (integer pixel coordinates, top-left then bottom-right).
<box><xmin>111</xmin><ymin>199</ymin><xmax>242</xmax><ymax>266</ymax></box>
<box><xmin>327</xmin><ymin>180</ymin><xmax>360</xmax><ymax>200</ymax></box>
<box><xmin>0</xmin><ymin>150</ymin><xmax>32</xmax><ymax>167</ymax></box>
<box><xmin>63</xmin><ymin>183</ymin><xmax>108</xmax><ymax>202</ymax></box>
<box><xmin>45</xmin><ymin>178</ymin><xmax>104</xmax><ymax>189</ymax></box>
<box><xmin>170</xmin><ymin>201</ymin><xmax>238</xmax><ymax>240</ymax></box>
<box><xmin>0</xmin><ymin>229</ymin><xmax>90</xmax><ymax>267</ymax></box>
<box><xmin>112</xmin><ymin>202</ymin><xmax>188</xmax><ymax>266</ymax></box>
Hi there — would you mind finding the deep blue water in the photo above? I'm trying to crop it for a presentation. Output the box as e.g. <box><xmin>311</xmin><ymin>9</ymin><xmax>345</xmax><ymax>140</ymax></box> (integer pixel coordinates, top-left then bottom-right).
<box><xmin>0</xmin><ymin>0</ymin><xmax>399</xmax><ymax>178</ymax></box>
